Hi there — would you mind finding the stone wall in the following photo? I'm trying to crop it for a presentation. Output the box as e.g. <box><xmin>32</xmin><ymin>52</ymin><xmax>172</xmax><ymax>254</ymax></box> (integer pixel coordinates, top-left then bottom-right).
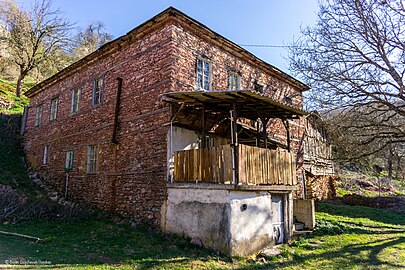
<box><xmin>23</xmin><ymin>9</ymin><xmax>307</xmax><ymax>226</ymax></box>
<box><xmin>24</xmin><ymin>22</ymin><xmax>176</xmax><ymax>226</ymax></box>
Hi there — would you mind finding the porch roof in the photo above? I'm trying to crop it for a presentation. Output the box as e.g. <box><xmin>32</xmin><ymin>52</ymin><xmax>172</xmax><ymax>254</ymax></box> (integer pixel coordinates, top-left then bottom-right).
<box><xmin>161</xmin><ymin>90</ymin><xmax>307</xmax><ymax>120</ymax></box>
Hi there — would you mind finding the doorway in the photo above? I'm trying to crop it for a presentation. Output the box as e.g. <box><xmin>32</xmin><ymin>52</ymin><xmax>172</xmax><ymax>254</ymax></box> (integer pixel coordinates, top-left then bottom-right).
<box><xmin>271</xmin><ymin>195</ymin><xmax>285</xmax><ymax>244</ymax></box>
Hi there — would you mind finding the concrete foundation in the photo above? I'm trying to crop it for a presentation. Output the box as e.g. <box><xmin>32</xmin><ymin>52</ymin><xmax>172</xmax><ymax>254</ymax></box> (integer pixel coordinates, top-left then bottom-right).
<box><xmin>162</xmin><ymin>184</ymin><xmax>294</xmax><ymax>256</ymax></box>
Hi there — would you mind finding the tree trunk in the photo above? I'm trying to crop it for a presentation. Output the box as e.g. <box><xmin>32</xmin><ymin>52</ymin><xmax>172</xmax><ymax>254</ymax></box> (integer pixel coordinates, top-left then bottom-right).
<box><xmin>388</xmin><ymin>149</ymin><xmax>393</xmax><ymax>179</ymax></box>
<box><xmin>16</xmin><ymin>75</ymin><xmax>24</xmax><ymax>97</ymax></box>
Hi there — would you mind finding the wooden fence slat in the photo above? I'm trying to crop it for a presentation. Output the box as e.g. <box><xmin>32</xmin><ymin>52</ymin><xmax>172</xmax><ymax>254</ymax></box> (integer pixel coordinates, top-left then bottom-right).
<box><xmin>172</xmin><ymin>144</ymin><xmax>297</xmax><ymax>186</ymax></box>
<box><xmin>173</xmin><ymin>152</ymin><xmax>178</xmax><ymax>181</ymax></box>
<box><xmin>292</xmin><ymin>153</ymin><xmax>297</xmax><ymax>185</ymax></box>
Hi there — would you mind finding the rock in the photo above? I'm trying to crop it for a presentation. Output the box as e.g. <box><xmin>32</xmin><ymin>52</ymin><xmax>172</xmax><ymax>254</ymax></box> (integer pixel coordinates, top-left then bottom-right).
<box><xmin>33</xmin><ymin>178</ymin><xmax>41</xmax><ymax>184</ymax></box>
<box><xmin>190</xmin><ymin>237</ymin><xmax>203</xmax><ymax>248</ymax></box>
<box><xmin>260</xmin><ymin>246</ymin><xmax>282</xmax><ymax>258</ymax></box>
<box><xmin>48</xmin><ymin>191</ymin><xmax>58</xmax><ymax>197</ymax></box>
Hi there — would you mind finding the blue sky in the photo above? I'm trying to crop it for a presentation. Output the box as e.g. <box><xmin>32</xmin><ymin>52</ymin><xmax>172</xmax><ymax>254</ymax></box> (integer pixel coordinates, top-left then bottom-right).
<box><xmin>25</xmin><ymin>0</ymin><xmax>318</xmax><ymax>75</ymax></box>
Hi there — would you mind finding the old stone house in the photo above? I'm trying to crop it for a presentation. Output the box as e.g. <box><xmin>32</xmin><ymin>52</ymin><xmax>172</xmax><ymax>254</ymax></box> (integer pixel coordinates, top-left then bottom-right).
<box><xmin>23</xmin><ymin>7</ymin><xmax>309</xmax><ymax>256</ymax></box>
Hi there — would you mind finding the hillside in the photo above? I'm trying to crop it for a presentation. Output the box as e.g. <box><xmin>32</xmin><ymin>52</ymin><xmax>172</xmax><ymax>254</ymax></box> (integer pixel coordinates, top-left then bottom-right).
<box><xmin>0</xmin><ymin>79</ymin><xmax>30</xmax><ymax>115</ymax></box>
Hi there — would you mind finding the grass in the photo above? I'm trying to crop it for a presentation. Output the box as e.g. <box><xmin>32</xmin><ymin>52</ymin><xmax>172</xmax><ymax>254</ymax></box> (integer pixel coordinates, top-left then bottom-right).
<box><xmin>0</xmin><ymin>203</ymin><xmax>403</xmax><ymax>269</ymax></box>
<box><xmin>0</xmin><ymin>139</ymin><xmax>44</xmax><ymax>200</ymax></box>
<box><xmin>0</xmin><ymin>119</ymin><xmax>404</xmax><ymax>269</ymax></box>
<box><xmin>0</xmin><ymin>219</ymin><xmax>236</xmax><ymax>269</ymax></box>
<box><xmin>0</xmin><ymin>79</ymin><xmax>30</xmax><ymax>115</ymax></box>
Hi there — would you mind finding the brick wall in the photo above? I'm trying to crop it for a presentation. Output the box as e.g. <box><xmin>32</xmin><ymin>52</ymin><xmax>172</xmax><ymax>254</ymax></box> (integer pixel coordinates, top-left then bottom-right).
<box><xmin>24</xmin><ymin>22</ymin><xmax>176</xmax><ymax>226</ymax></box>
<box><xmin>24</xmin><ymin>11</ymin><xmax>307</xmax><ymax>226</ymax></box>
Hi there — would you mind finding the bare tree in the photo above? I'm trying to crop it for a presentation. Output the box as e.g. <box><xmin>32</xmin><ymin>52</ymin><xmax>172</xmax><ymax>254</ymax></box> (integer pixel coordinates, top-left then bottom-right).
<box><xmin>0</xmin><ymin>0</ymin><xmax>72</xmax><ymax>97</ymax></box>
<box><xmin>289</xmin><ymin>0</ymin><xmax>405</xmax><ymax>154</ymax></box>
<box><xmin>71</xmin><ymin>22</ymin><xmax>112</xmax><ymax>60</ymax></box>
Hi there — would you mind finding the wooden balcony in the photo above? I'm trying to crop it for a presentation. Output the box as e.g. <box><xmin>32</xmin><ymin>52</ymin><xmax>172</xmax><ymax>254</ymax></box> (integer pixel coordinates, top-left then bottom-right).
<box><xmin>173</xmin><ymin>144</ymin><xmax>297</xmax><ymax>186</ymax></box>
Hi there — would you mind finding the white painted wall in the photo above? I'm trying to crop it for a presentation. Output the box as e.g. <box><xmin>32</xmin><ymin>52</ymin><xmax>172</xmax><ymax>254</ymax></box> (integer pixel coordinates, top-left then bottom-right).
<box><xmin>163</xmin><ymin>186</ymin><xmax>292</xmax><ymax>256</ymax></box>
<box><xmin>229</xmin><ymin>191</ymin><xmax>274</xmax><ymax>255</ymax></box>
<box><xmin>164</xmin><ymin>187</ymin><xmax>231</xmax><ymax>254</ymax></box>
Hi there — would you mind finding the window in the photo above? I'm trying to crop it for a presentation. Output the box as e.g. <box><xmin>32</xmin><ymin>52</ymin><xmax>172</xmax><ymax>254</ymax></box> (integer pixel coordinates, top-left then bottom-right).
<box><xmin>35</xmin><ymin>105</ymin><xmax>43</xmax><ymax>127</ymax></box>
<box><xmin>196</xmin><ymin>58</ymin><xmax>211</xmax><ymax>90</ymax></box>
<box><xmin>50</xmin><ymin>97</ymin><xmax>59</xmax><ymax>121</ymax></box>
<box><xmin>43</xmin><ymin>145</ymin><xmax>49</xmax><ymax>165</ymax></box>
<box><xmin>254</xmin><ymin>82</ymin><xmax>264</xmax><ymax>93</ymax></box>
<box><xmin>284</xmin><ymin>95</ymin><xmax>293</xmax><ymax>105</ymax></box>
<box><xmin>71</xmin><ymin>87</ymin><xmax>81</xmax><ymax>113</ymax></box>
<box><xmin>92</xmin><ymin>78</ymin><xmax>104</xmax><ymax>106</ymax></box>
<box><xmin>65</xmin><ymin>150</ymin><xmax>74</xmax><ymax>170</ymax></box>
<box><xmin>86</xmin><ymin>145</ymin><xmax>98</xmax><ymax>173</ymax></box>
<box><xmin>228</xmin><ymin>72</ymin><xmax>241</xmax><ymax>90</ymax></box>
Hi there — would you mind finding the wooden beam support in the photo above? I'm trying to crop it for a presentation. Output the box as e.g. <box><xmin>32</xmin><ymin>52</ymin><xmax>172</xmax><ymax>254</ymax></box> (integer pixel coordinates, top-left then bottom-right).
<box><xmin>283</xmin><ymin>120</ymin><xmax>291</xmax><ymax>152</ymax></box>
<box><xmin>201</xmin><ymin>104</ymin><xmax>206</xmax><ymax>148</ymax></box>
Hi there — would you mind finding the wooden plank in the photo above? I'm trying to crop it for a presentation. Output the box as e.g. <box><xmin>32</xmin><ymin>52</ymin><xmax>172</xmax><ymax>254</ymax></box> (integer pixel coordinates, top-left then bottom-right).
<box><xmin>187</xmin><ymin>150</ymin><xmax>192</xmax><ymax>181</ymax></box>
<box><xmin>204</xmin><ymin>148</ymin><xmax>209</xmax><ymax>181</ymax></box>
<box><xmin>265</xmin><ymin>148</ymin><xmax>270</xmax><ymax>184</ymax></box>
<box><xmin>219</xmin><ymin>145</ymin><xmax>225</xmax><ymax>183</ymax></box>
<box><xmin>225</xmin><ymin>145</ymin><xmax>232</xmax><ymax>183</ymax></box>
<box><xmin>198</xmin><ymin>148</ymin><xmax>202</xmax><ymax>180</ymax></box>
<box><xmin>172</xmin><ymin>144</ymin><xmax>298</xmax><ymax>185</ymax></box>
<box><xmin>178</xmin><ymin>151</ymin><xmax>183</xmax><ymax>181</ymax></box>
<box><xmin>269</xmin><ymin>150</ymin><xmax>276</xmax><ymax>184</ymax></box>
<box><xmin>282</xmin><ymin>151</ymin><xmax>288</xmax><ymax>185</ymax></box>
<box><xmin>246</xmin><ymin>145</ymin><xmax>252</xmax><ymax>184</ymax></box>
<box><xmin>260</xmin><ymin>147</ymin><xmax>265</xmax><ymax>184</ymax></box>
<box><xmin>239</xmin><ymin>144</ymin><xmax>245</xmax><ymax>184</ymax></box>
<box><xmin>173</xmin><ymin>151</ymin><xmax>178</xmax><ymax>181</ymax></box>
<box><xmin>274</xmin><ymin>149</ymin><xmax>282</xmax><ymax>185</ymax></box>
<box><xmin>285</xmin><ymin>151</ymin><xmax>290</xmax><ymax>185</ymax></box>
<box><xmin>193</xmin><ymin>149</ymin><xmax>198</xmax><ymax>180</ymax></box>
<box><xmin>212</xmin><ymin>146</ymin><xmax>218</xmax><ymax>183</ymax></box>
<box><xmin>292</xmin><ymin>152</ymin><xmax>297</xmax><ymax>185</ymax></box>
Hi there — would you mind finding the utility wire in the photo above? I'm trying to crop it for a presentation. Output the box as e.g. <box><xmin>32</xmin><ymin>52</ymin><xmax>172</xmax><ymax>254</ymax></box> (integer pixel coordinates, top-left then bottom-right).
<box><xmin>238</xmin><ymin>44</ymin><xmax>296</xmax><ymax>48</ymax></box>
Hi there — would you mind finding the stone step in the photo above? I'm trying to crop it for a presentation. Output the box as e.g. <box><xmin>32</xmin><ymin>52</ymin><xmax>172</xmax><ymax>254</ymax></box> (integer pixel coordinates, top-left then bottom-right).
<box><xmin>292</xmin><ymin>230</ymin><xmax>312</xmax><ymax>237</ymax></box>
<box><xmin>293</xmin><ymin>222</ymin><xmax>305</xmax><ymax>231</ymax></box>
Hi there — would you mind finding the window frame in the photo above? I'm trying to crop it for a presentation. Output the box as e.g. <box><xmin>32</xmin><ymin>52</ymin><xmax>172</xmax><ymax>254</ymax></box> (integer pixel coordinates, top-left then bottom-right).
<box><xmin>43</xmin><ymin>145</ymin><xmax>49</xmax><ymax>165</ymax></box>
<box><xmin>64</xmin><ymin>150</ymin><xmax>74</xmax><ymax>171</ymax></box>
<box><xmin>196</xmin><ymin>57</ymin><xmax>211</xmax><ymax>91</ymax></box>
<box><xmin>86</xmin><ymin>145</ymin><xmax>99</xmax><ymax>174</ymax></box>
<box><xmin>228</xmin><ymin>71</ymin><xmax>241</xmax><ymax>90</ymax></box>
<box><xmin>70</xmin><ymin>86</ymin><xmax>81</xmax><ymax>114</ymax></box>
<box><xmin>92</xmin><ymin>77</ymin><xmax>104</xmax><ymax>106</ymax></box>
<box><xmin>254</xmin><ymin>81</ymin><xmax>264</xmax><ymax>94</ymax></box>
<box><xmin>35</xmin><ymin>105</ymin><xmax>43</xmax><ymax>127</ymax></box>
<box><xmin>49</xmin><ymin>97</ymin><xmax>59</xmax><ymax>121</ymax></box>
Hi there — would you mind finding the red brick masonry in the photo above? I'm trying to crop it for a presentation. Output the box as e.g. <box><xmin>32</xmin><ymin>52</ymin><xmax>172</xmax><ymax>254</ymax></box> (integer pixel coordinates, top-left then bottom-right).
<box><xmin>23</xmin><ymin>7</ymin><xmax>308</xmax><ymax>226</ymax></box>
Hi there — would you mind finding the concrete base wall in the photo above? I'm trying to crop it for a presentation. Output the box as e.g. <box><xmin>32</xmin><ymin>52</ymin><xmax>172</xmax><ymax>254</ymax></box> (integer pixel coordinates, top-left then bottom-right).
<box><xmin>228</xmin><ymin>192</ymin><xmax>274</xmax><ymax>256</ymax></box>
<box><xmin>293</xmin><ymin>199</ymin><xmax>315</xmax><ymax>229</ymax></box>
<box><xmin>163</xmin><ymin>185</ymin><xmax>293</xmax><ymax>256</ymax></box>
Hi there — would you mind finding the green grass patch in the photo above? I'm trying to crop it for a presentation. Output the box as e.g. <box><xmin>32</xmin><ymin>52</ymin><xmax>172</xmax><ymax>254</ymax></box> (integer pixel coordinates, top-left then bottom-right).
<box><xmin>0</xmin><ymin>79</ymin><xmax>30</xmax><ymax>115</ymax></box>
<box><xmin>0</xmin><ymin>137</ymin><xmax>44</xmax><ymax>200</ymax></box>
<box><xmin>0</xmin><ymin>203</ymin><xmax>403</xmax><ymax>269</ymax></box>
<box><xmin>0</xmin><ymin>219</ymin><xmax>237</xmax><ymax>269</ymax></box>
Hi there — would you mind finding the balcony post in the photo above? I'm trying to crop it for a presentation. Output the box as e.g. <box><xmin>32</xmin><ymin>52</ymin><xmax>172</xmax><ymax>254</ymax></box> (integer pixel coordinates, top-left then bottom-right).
<box><xmin>201</xmin><ymin>104</ymin><xmax>206</xmax><ymax>148</ymax></box>
<box><xmin>230</xmin><ymin>103</ymin><xmax>239</xmax><ymax>186</ymax></box>
<box><xmin>283</xmin><ymin>120</ymin><xmax>291</xmax><ymax>152</ymax></box>
<box><xmin>260</xmin><ymin>117</ymin><xmax>269</xmax><ymax>149</ymax></box>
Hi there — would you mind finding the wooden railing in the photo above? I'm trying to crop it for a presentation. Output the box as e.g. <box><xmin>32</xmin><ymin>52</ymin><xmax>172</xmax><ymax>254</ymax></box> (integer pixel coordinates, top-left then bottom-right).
<box><xmin>173</xmin><ymin>144</ymin><xmax>297</xmax><ymax>186</ymax></box>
